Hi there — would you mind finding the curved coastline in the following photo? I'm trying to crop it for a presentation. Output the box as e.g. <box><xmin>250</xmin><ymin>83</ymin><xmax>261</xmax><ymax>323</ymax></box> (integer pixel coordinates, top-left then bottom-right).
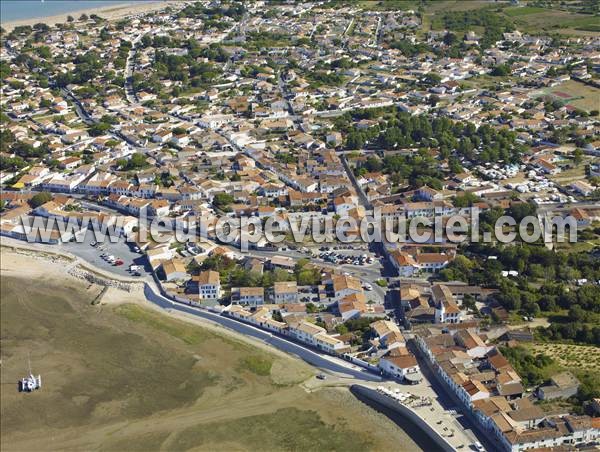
<box><xmin>1</xmin><ymin>239</ymin><xmax>459</xmax><ymax>451</ymax></box>
<box><xmin>0</xmin><ymin>238</ymin><xmax>382</xmax><ymax>381</ymax></box>
<box><xmin>0</xmin><ymin>1</ymin><xmax>173</xmax><ymax>32</ymax></box>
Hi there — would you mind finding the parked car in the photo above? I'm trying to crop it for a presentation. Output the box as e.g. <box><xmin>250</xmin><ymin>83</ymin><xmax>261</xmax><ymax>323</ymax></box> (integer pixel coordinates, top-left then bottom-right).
<box><xmin>472</xmin><ymin>442</ymin><xmax>484</xmax><ymax>452</ymax></box>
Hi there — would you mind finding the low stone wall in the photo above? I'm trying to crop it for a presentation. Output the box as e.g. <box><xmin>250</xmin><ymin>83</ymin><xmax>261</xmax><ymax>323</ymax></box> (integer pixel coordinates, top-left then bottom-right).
<box><xmin>1</xmin><ymin>241</ymin><xmax>143</xmax><ymax>293</ymax></box>
<box><xmin>67</xmin><ymin>266</ymin><xmax>142</xmax><ymax>292</ymax></box>
<box><xmin>345</xmin><ymin>355</ymin><xmax>380</xmax><ymax>372</ymax></box>
<box><xmin>1</xmin><ymin>243</ymin><xmax>74</xmax><ymax>265</ymax></box>
<box><xmin>350</xmin><ymin>385</ymin><xmax>454</xmax><ymax>452</ymax></box>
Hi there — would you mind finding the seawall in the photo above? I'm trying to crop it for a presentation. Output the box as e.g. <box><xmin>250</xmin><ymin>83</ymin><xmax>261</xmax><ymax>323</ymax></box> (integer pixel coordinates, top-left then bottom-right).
<box><xmin>350</xmin><ymin>385</ymin><xmax>455</xmax><ymax>452</ymax></box>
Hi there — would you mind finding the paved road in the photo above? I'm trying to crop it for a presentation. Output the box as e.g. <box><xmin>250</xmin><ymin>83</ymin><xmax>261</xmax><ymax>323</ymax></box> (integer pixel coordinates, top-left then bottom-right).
<box><xmin>537</xmin><ymin>201</ymin><xmax>600</xmax><ymax>213</ymax></box>
<box><xmin>61</xmin><ymin>86</ymin><xmax>145</xmax><ymax>150</ymax></box>
<box><xmin>61</xmin><ymin>88</ymin><xmax>94</xmax><ymax>125</ymax></box>
<box><xmin>340</xmin><ymin>154</ymin><xmax>372</xmax><ymax>209</ymax></box>
<box><xmin>372</xmin><ymin>15</ymin><xmax>382</xmax><ymax>47</ymax></box>
<box><xmin>124</xmin><ymin>33</ymin><xmax>143</xmax><ymax>104</ymax></box>
<box><xmin>142</xmin><ymin>284</ymin><xmax>383</xmax><ymax>382</ymax></box>
<box><xmin>338</xmin><ymin>154</ymin><xmax>398</xmax><ymax>279</ymax></box>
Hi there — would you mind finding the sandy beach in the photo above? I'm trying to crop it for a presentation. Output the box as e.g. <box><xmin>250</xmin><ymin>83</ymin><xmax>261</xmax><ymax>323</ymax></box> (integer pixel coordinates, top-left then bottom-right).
<box><xmin>1</xmin><ymin>1</ymin><xmax>181</xmax><ymax>32</ymax></box>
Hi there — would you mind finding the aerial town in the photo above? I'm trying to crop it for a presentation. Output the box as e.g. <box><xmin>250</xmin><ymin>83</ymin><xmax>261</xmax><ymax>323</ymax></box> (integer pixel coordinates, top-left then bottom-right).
<box><xmin>1</xmin><ymin>1</ymin><xmax>599</xmax><ymax>451</ymax></box>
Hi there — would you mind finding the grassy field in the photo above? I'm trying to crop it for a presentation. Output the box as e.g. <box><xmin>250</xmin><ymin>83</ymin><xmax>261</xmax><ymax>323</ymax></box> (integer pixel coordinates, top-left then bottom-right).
<box><xmin>358</xmin><ymin>0</ymin><xmax>420</xmax><ymax>11</ymax></box>
<box><xmin>506</xmin><ymin>9</ymin><xmax>600</xmax><ymax>35</ymax></box>
<box><xmin>504</xmin><ymin>6</ymin><xmax>547</xmax><ymax>16</ymax></box>
<box><xmin>461</xmin><ymin>74</ymin><xmax>514</xmax><ymax>90</ymax></box>
<box><xmin>531</xmin><ymin>82</ymin><xmax>599</xmax><ymax>114</ymax></box>
<box><xmin>554</xmin><ymin>239</ymin><xmax>600</xmax><ymax>254</ymax></box>
<box><xmin>364</xmin><ymin>0</ymin><xmax>598</xmax><ymax>36</ymax></box>
<box><xmin>543</xmin><ymin>80</ymin><xmax>600</xmax><ymax>113</ymax></box>
<box><xmin>530</xmin><ymin>343</ymin><xmax>600</xmax><ymax>372</ymax></box>
<box><xmin>549</xmin><ymin>162</ymin><xmax>587</xmax><ymax>184</ymax></box>
<box><xmin>0</xmin><ymin>274</ymin><xmax>421</xmax><ymax>452</ymax></box>
<box><xmin>169</xmin><ymin>407</ymin><xmax>373</xmax><ymax>451</ymax></box>
<box><xmin>421</xmin><ymin>2</ymin><xmax>600</xmax><ymax>36</ymax></box>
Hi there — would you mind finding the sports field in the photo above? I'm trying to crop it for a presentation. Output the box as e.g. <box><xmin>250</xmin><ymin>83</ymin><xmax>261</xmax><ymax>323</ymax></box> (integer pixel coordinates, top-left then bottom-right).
<box><xmin>536</xmin><ymin>80</ymin><xmax>600</xmax><ymax>113</ymax></box>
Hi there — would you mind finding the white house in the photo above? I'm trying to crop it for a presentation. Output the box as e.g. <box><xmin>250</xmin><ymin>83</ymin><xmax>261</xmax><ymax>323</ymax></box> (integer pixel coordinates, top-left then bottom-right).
<box><xmin>288</xmin><ymin>321</ymin><xmax>348</xmax><ymax>355</ymax></box>
<box><xmin>195</xmin><ymin>270</ymin><xmax>221</xmax><ymax>300</ymax></box>
<box><xmin>152</xmin><ymin>129</ymin><xmax>173</xmax><ymax>143</ymax></box>
<box><xmin>379</xmin><ymin>348</ymin><xmax>420</xmax><ymax>381</ymax></box>
<box><xmin>235</xmin><ymin>286</ymin><xmax>265</xmax><ymax>306</ymax></box>
<box><xmin>272</xmin><ymin>281</ymin><xmax>298</xmax><ymax>303</ymax></box>
<box><xmin>432</xmin><ymin>283</ymin><xmax>462</xmax><ymax>324</ymax></box>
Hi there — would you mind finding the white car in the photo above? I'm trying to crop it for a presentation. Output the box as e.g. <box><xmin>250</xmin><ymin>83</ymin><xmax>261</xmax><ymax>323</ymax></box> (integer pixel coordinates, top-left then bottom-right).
<box><xmin>363</xmin><ymin>284</ymin><xmax>373</xmax><ymax>291</ymax></box>
<box><xmin>473</xmin><ymin>442</ymin><xmax>485</xmax><ymax>451</ymax></box>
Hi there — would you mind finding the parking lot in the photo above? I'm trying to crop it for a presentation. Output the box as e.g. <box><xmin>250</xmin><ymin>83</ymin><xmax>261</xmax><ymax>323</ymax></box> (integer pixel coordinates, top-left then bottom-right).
<box><xmin>59</xmin><ymin>230</ymin><xmax>150</xmax><ymax>278</ymax></box>
<box><xmin>315</xmin><ymin>247</ymin><xmax>376</xmax><ymax>266</ymax></box>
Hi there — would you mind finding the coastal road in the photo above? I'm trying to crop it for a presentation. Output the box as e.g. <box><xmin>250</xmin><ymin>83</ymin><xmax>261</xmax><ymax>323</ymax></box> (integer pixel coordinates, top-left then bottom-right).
<box><xmin>142</xmin><ymin>284</ymin><xmax>383</xmax><ymax>382</ymax></box>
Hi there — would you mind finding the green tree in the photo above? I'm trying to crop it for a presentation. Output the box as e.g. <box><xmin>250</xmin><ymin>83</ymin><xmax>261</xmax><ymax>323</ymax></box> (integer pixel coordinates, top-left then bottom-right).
<box><xmin>306</xmin><ymin>303</ymin><xmax>318</xmax><ymax>313</ymax></box>
<box><xmin>569</xmin><ymin>305</ymin><xmax>586</xmax><ymax>322</ymax></box>
<box><xmin>88</xmin><ymin>122</ymin><xmax>111</xmax><ymax>136</ymax></box>
<box><xmin>573</xmin><ymin>148</ymin><xmax>583</xmax><ymax>166</ymax></box>
<box><xmin>491</xmin><ymin>64</ymin><xmax>510</xmax><ymax>76</ymax></box>
<box><xmin>29</xmin><ymin>192</ymin><xmax>53</xmax><ymax>208</ymax></box>
<box><xmin>213</xmin><ymin>193</ymin><xmax>234</xmax><ymax>209</ymax></box>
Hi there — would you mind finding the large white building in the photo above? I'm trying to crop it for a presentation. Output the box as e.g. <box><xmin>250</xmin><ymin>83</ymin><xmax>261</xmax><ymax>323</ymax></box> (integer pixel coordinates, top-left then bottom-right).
<box><xmin>432</xmin><ymin>284</ymin><xmax>462</xmax><ymax>324</ymax></box>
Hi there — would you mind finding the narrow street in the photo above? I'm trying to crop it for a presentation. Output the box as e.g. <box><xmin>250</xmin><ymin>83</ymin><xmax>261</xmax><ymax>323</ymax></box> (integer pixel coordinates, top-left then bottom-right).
<box><xmin>124</xmin><ymin>33</ymin><xmax>143</xmax><ymax>105</ymax></box>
